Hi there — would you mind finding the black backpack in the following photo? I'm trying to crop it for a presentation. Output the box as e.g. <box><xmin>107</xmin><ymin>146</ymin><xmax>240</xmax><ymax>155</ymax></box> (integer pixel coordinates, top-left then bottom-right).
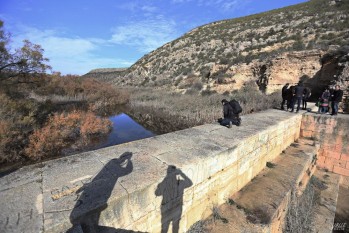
<box><xmin>229</xmin><ymin>99</ymin><xmax>242</xmax><ymax>114</ymax></box>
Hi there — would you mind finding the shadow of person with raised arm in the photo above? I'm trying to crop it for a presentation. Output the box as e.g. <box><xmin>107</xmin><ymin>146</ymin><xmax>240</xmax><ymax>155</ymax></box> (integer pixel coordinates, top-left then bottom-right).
<box><xmin>155</xmin><ymin>165</ymin><xmax>193</xmax><ymax>233</ymax></box>
<box><xmin>67</xmin><ymin>152</ymin><xmax>137</xmax><ymax>233</ymax></box>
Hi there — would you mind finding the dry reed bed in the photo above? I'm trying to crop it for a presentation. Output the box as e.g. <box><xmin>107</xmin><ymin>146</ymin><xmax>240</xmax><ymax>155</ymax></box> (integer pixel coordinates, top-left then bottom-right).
<box><xmin>127</xmin><ymin>84</ymin><xmax>281</xmax><ymax>134</ymax></box>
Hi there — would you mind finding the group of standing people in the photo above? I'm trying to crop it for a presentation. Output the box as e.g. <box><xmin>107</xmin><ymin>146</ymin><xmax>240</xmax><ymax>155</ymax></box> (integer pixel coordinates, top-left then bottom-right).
<box><xmin>218</xmin><ymin>81</ymin><xmax>344</xmax><ymax>129</ymax></box>
<box><xmin>317</xmin><ymin>85</ymin><xmax>343</xmax><ymax>115</ymax></box>
<box><xmin>281</xmin><ymin>82</ymin><xmax>344</xmax><ymax>115</ymax></box>
<box><xmin>281</xmin><ymin>82</ymin><xmax>311</xmax><ymax>113</ymax></box>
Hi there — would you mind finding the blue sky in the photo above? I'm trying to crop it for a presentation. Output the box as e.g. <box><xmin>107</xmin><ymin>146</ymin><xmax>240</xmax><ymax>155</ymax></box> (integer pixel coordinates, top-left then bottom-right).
<box><xmin>0</xmin><ymin>0</ymin><xmax>307</xmax><ymax>75</ymax></box>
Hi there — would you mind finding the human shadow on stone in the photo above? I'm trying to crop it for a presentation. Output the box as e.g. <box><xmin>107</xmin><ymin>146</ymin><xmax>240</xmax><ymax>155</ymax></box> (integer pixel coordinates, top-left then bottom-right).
<box><xmin>155</xmin><ymin>165</ymin><xmax>193</xmax><ymax>233</ymax></box>
<box><xmin>67</xmin><ymin>152</ymin><xmax>134</xmax><ymax>233</ymax></box>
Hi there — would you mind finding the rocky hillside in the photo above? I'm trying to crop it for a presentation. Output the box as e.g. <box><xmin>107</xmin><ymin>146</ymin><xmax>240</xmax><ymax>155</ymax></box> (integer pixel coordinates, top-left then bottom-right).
<box><xmin>84</xmin><ymin>68</ymin><xmax>127</xmax><ymax>82</ymax></box>
<box><xmin>84</xmin><ymin>0</ymin><xmax>349</xmax><ymax>97</ymax></box>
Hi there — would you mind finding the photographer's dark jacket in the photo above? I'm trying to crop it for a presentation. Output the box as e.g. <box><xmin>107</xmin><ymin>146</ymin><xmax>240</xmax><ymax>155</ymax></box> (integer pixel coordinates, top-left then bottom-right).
<box><xmin>223</xmin><ymin>103</ymin><xmax>235</xmax><ymax>119</ymax></box>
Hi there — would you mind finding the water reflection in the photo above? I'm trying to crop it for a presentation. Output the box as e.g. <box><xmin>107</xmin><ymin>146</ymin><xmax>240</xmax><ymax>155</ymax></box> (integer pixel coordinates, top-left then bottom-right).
<box><xmin>95</xmin><ymin>113</ymin><xmax>156</xmax><ymax>149</ymax></box>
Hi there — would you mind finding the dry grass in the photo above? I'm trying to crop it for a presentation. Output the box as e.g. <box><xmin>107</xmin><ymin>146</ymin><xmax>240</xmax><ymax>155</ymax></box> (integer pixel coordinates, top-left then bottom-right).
<box><xmin>128</xmin><ymin>89</ymin><xmax>222</xmax><ymax>133</ymax></box>
<box><xmin>284</xmin><ymin>177</ymin><xmax>322</xmax><ymax>233</ymax></box>
<box><xmin>186</xmin><ymin>220</ymin><xmax>208</xmax><ymax>233</ymax></box>
<box><xmin>25</xmin><ymin>110</ymin><xmax>111</xmax><ymax>160</ymax></box>
<box><xmin>127</xmin><ymin>83</ymin><xmax>281</xmax><ymax>133</ymax></box>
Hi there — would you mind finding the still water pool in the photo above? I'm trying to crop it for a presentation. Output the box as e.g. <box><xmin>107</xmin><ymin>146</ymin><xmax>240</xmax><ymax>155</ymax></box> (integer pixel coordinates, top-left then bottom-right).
<box><xmin>94</xmin><ymin>113</ymin><xmax>156</xmax><ymax>149</ymax></box>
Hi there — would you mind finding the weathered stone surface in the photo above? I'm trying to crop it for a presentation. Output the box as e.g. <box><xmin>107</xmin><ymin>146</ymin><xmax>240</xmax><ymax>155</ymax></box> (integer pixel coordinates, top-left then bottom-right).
<box><xmin>201</xmin><ymin>138</ymin><xmax>318</xmax><ymax>233</ymax></box>
<box><xmin>301</xmin><ymin>113</ymin><xmax>349</xmax><ymax>175</ymax></box>
<box><xmin>42</xmin><ymin>151</ymin><xmax>131</xmax><ymax>232</ymax></box>
<box><xmin>0</xmin><ymin>163</ymin><xmax>43</xmax><ymax>191</ymax></box>
<box><xmin>0</xmin><ymin>176</ymin><xmax>43</xmax><ymax>233</ymax></box>
<box><xmin>0</xmin><ymin>109</ymin><xmax>310</xmax><ymax>232</ymax></box>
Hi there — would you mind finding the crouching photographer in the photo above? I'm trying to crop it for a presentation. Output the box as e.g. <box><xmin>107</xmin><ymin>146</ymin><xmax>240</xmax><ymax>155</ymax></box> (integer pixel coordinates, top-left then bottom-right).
<box><xmin>218</xmin><ymin>99</ymin><xmax>242</xmax><ymax>128</ymax></box>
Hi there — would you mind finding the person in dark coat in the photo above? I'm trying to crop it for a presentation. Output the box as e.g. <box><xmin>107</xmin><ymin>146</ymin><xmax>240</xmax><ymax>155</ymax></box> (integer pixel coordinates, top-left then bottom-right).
<box><xmin>287</xmin><ymin>85</ymin><xmax>295</xmax><ymax>110</ymax></box>
<box><xmin>281</xmin><ymin>83</ymin><xmax>290</xmax><ymax>110</ymax></box>
<box><xmin>218</xmin><ymin>99</ymin><xmax>241</xmax><ymax>128</ymax></box>
<box><xmin>331</xmin><ymin>85</ymin><xmax>344</xmax><ymax>115</ymax></box>
<box><xmin>302</xmin><ymin>87</ymin><xmax>311</xmax><ymax>110</ymax></box>
<box><xmin>291</xmin><ymin>81</ymin><xmax>305</xmax><ymax>113</ymax></box>
<box><xmin>318</xmin><ymin>88</ymin><xmax>330</xmax><ymax>114</ymax></box>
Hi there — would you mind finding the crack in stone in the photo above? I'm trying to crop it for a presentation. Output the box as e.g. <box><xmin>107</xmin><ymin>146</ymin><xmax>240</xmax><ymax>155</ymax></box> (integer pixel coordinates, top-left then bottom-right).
<box><xmin>118</xmin><ymin>182</ymin><xmax>130</xmax><ymax>203</ymax></box>
<box><xmin>128</xmin><ymin>205</ymin><xmax>158</xmax><ymax>228</ymax></box>
<box><xmin>38</xmin><ymin>162</ymin><xmax>44</xmax><ymax>233</ymax></box>
<box><xmin>150</xmin><ymin>152</ymin><xmax>169</xmax><ymax>166</ymax></box>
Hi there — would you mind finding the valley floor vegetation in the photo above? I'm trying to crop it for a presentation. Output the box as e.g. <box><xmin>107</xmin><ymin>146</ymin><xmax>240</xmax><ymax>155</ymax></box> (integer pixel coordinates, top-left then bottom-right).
<box><xmin>0</xmin><ymin>19</ymin><xmax>281</xmax><ymax>172</ymax></box>
<box><xmin>0</xmin><ymin>20</ymin><xmax>130</xmax><ymax>170</ymax></box>
<box><xmin>0</xmin><ymin>74</ymin><xmax>130</xmax><ymax>169</ymax></box>
<box><xmin>0</xmin><ymin>75</ymin><xmax>280</xmax><ymax>171</ymax></box>
<box><xmin>127</xmin><ymin>81</ymin><xmax>281</xmax><ymax>134</ymax></box>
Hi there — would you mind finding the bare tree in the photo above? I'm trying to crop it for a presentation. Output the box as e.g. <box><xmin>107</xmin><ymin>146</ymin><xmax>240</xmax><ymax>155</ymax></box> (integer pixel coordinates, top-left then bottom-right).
<box><xmin>0</xmin><ymin>20</ymin><xmax>51</xmax><ymax>82</ymax></box>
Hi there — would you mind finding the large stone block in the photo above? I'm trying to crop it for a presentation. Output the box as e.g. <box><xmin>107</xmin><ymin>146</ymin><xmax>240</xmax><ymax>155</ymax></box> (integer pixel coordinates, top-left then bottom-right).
<box><xmin>342</xmin><ymin>153</ymin><xmax>349</xmax><ymax>162</ymax></box>
<box><xmin>333</xmin><ymin>166</ymin><xmax>349</xmax><ymax>176</ymax></box>
<box><xmin>323</xmin><ymin>150</ymin><xmax>341</xmax><ymax>160</ymax></box>
<box><xmin>237</xmin><ymin>169</ymin><xmax>253</xmax><ymax>191</ymax></box>
<box><xmin>304</xmin><ymin>114</ymin><xmax>349</xmax><ymax>176</ymax></box>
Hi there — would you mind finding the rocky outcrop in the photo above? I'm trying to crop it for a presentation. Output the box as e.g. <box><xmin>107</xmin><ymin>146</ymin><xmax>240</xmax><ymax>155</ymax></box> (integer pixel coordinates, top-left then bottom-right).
<box><xmin>205</xmin><ymin>50</ymin><xmax>323</xmax><ymax>94</ymax></box>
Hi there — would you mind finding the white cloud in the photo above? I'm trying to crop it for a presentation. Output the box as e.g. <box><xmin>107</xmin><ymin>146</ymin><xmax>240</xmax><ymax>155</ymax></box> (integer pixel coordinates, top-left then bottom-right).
<box><xmin>110</xmin><ymin>17</ymin><xmax>178</xmax><ymax>53</ymax></box>
<box><xmin>141</xmin><ymin>5</ymin><xmax>158</xmax><ymax>13</ymax></box>
<box><xmin>111</xmin><ymin>2</ymin><xmax>179</xmax><ymax>52</ymax></box>
<box><xmin>222</xmin><ymin>0</ymin><xmax>239</xmax><ymax>11</ymax></box>
<box><xmin>175</xmin><ymin>0</ymin><xmax>244</xmax><ymax>11</ymax></box>
<box><xmin>11</xmin><ymin>26</ymin><xmax>133</xmax><ymax>75</ymax></box>
<box><xmin>5</xmin><ymin>1</ymin><xmax>173</xmax><ymax>75</ymax></box>
<box><xmin>117</xmin><ymin>2</ymin><xmax>139</xmax><ymax>12</ymax></box>
<box><xmin>172</xmin><ymin>0</ymin><xmax>192</xmax><ymax>3</ymax></box>
<box><xmin>117</xmin><ymin>2</ymin><xmax>158</xmax><ymax>14</ymax></box>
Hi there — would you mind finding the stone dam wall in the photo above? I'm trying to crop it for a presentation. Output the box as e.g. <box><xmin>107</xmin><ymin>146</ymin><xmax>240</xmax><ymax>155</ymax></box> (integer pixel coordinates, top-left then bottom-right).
<box><xmin>1</xmin><ymin>110</ymin><xmax>348</xmax><ymax>232</ymax></box>
<box><xmin>301</xmin><ymin>113</ymin><xmax>349</xmax><ymax>177</ymax></box>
